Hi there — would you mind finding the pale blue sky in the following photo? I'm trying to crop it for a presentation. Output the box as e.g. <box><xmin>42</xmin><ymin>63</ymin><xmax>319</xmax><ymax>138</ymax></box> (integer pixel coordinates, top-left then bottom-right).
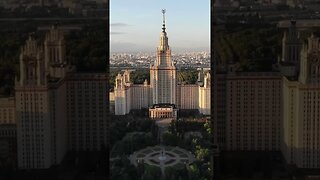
<box><xmin>110</xmin><ymin>0</ymin><xmax>210</xmax><ymax>52</ymax></box>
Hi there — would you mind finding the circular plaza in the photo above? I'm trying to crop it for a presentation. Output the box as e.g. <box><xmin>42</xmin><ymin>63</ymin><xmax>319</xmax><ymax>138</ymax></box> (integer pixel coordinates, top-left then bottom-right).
<box><xmin>129</xmin><ymin>145</ymin><xmax>195</xmax><ymax>173</ymax></box>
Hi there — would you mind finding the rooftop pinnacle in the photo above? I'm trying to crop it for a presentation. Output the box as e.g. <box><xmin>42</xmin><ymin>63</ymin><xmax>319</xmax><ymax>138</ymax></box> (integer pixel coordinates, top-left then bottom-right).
<box><xmin>162</xmin><ymin>9</ymin><xmax>166</xmax><ymax>32</ymax></box>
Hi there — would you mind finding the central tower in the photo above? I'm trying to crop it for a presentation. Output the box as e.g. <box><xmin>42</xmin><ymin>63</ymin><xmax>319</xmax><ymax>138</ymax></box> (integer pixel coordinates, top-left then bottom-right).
<box><xmin>150</xmin><ymin>9</ymin><xmax>177</xmax><ymax>105</ymax></box>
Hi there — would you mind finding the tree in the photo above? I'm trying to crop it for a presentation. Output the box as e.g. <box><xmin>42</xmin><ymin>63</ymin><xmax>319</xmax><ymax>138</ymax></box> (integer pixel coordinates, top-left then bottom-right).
<box><xmin>143</xmin><ymin>164</ymin><xmax>161</xmax><ymax>180</ymax></box>
<box><xmin>169</xmin><ymin>174</ymin><xmax>176</xmax><ymax>180</ymax></box>
<box><xmin>195</xmin><ymin>145</ymin><xmax>209</xmax><ymax>161</ymax></box>
<box><xmin>141</xmin><ymin>171</ymin><xmax>153</xmax><ymax>180</ymax></box>
<box><xmin>188</xmin><ymin>164</ymin><xmax>201</xmax><ymax>180</ymax></box>
<box><xmin>165</xmin><ymin>166</ymin><xmax>176</xmax><ymax>180</ymax></box>
<box><xmin>203</xmin><ymin>121</ymin><xmax>213</xmax><ymax>136</ymax></box>
<box><xmin>111</xmin><ymin>132</ymin><xmax>157</xmax><ymax>157</ymax></box>
<box><xmin>178</xmin><ymin>69</ymin><xmax>198</xmax><ymax>84</ymax></box>
<box><xmin>130</xmin><ymin>69</ymin><xmax>150</xmax><ymax>84</ymax></box>
<box><xmin>110</xmin><ymin>156</ymin><xmax>138</xmax><ymax>180</ymax></box>
<box><xmin>215</xmin><ymin>25</ymin><xmax>281</xmax><ymax>72</ymax></box>
<box><xmin>162</xmin><ymin>132</ymin><xmax>179</xmax><ymax>146</ymax></box>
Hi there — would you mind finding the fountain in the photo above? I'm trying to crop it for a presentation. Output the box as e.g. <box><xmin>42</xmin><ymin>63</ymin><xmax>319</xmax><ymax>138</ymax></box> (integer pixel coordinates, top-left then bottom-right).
<box><xmin>158</xmin><ymin>149</ymin><xmax>167</xmax><ymax>161</ymax></box>
<box><xmin>129</xmin><ymin>145</ymin><xmax>196</xmax><ymax>169</ymax></box>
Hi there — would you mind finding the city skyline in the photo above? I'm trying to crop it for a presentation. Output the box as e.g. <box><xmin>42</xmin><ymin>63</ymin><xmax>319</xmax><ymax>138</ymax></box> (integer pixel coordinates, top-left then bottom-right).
<box><xmin>110</xmin><ymin>0</ymin><xmax>210</xmax><ymax>52</ymax></box>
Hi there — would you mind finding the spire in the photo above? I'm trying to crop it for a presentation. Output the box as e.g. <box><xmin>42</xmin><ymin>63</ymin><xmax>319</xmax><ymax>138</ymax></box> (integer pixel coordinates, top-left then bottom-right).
<box><xmin>162</xmin><ymin>9</ymin><xmax>166</xmax><ymax>32</ymax></box>
<box><xmin>158</xmin><ymin>9</ymin><xmax>169</xmax><ymax>51</ymax></box>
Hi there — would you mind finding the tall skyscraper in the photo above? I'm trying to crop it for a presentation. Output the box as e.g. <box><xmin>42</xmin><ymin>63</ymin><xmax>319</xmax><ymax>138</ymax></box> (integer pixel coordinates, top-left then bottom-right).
<box><xmin>16</xmin><ymin>26</ymin><xmax>71</xmax><ymax>169</ymax></box>
<box><xmin>214</xmin><ymin>21</ymin><xmax>320</xmax><ymax>168</ymax></box>
<box><xmin>282</xmin><ymin>34</ymin><xmax>320</xmax><ymax>168</ymax></box>
<box><xmin>150</xmin><ymin>9</ymin><xmax>177</xmax><ymax>105</ymax></box>
<box><xmin>15</xmin><ymin>25</ymin><xmax>108</xmax><ymax>169</ymax></box>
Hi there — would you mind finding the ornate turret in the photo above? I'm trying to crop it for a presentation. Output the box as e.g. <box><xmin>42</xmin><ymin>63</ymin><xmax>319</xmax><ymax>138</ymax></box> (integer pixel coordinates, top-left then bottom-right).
<box><xmin>144</xmin><ymin>79</ymin><xmax>148</xmax><ymax>86</ymax></box>
<box><xmin>204</xmin><ymin>72</ymin><xmax>211</xmax><ymax>88</ymax></box>
<box><xmin>299</xmin><ymin>34</ymin><xmax>320</xmax><ymax>84</ymax></box>
<box><xmin>17</xmin><ymin>34</ymin><xmax>45</xmax><ymax>86</ymax></box>
<box><xmin>281</xmin><ymin>20</ymin><xmax>302</xmax><ymax>66</ymax></box>
<box><xmin>44</xmin><ymin>24</ymin><xmax>66</xmax><ymax>66</ymax></box>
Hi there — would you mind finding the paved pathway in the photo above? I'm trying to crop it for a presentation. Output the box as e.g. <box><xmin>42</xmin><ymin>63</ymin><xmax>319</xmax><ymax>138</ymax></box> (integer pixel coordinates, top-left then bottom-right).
<box><xmin>129</xmin><ymin>145</ymin><xmax>196</xmax><ymax>175</ymax></box>
<box><xmin>155</xmin><ymin>118</ymin><xmax>172</xmax><ymax>144</ymax></box>
<box><xmin>129</xmin><ymin>118</ymin><xmax>196</xmax><ymax>177</ymax></box>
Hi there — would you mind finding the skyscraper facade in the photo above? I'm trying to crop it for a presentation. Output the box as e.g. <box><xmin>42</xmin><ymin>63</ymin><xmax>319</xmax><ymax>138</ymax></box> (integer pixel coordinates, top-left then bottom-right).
<box><xmin>67</xmin><ymin>73</ymin><xmax>108</xmax><ymax>151</ymax></box>
<box><xmin>150</xmin><ymin>10</ymin><xmax>177</xmax><ymax>105</ymax></box>
<box><xmin>15</xmin><ymin>25</ymin><xmax>108</xmax><ymax>169</ymax></box>
<box><xmin>0</xmin><ymin>97</ymin><xmax>15</xmax><ymax>124</ymax></box>
<box><xmin>16</xmin><ymin>26</ymin><xmax>70</xmax><ymax>169</ymax></box>
<box><xmin>282</xmin><ymin>34</ymin><xmax>320</xmax><ymax>168</ymax></box>
<box><xmin>214</xmin><ymin>20</ymin><xmax>320</xmax><ymax>168</ymax></box>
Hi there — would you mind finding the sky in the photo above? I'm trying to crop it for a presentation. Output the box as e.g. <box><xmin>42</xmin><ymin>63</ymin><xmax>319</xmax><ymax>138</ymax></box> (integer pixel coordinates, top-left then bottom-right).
<box><xmin>110</xmin><ymin>0</ymin><xmax>210</xmax><ymax>53</ymax></box>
